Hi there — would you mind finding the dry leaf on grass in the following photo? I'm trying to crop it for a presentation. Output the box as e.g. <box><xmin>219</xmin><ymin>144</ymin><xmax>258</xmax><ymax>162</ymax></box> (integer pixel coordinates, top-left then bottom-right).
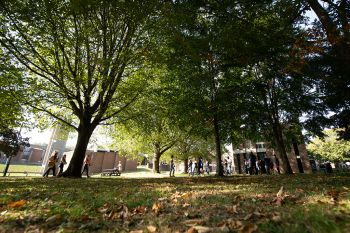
<box><xmin>183</xmin><ymin>202</ymin><xmax>191</xmax><ymax>207</ymax></box>
<box><xmin>239</xmin><ymin>223</ymin><xmax>258</xmax><ymax>233</ymax></box>
<box><xmin>226</xmin><ymin>218</ymin><xmax>243</xmax><ymax>229</ymax></box>
<box><xmin>272</xmin><ymin>214</ymin><xmax>282</xmax><ymax>223</ymax></box>
<box><xmin>129</xmin><ymin>230</ymin><xmax>143</xmax><ymax>233</ymax></box>
<box><xmin>226</xmin><ymin>204</ymin><xmax>239</xmax><ymax>214</ymax></box>
<box><xmin>134</xmin><ymin>206</ymin><xmax>147</xmax><ymax>214</ymax></box>
<box><xmin>8</xmin><ymin>199</ymin><xmax>27</xmax><ymax>208</ymax></box>
<box><xmin>45</xmin><ymin>214</ymin><xmax>63</xmax><ymax>227</ymax></box>
<box><xmin>147</xmin><ymin>225</ymin><xmax>157</xmax><ymax>233</ymax></box>
<box><xmin>276</xmin><ymin>186</ymin><xmax>284</xmax><ymax>197</ymax></box>
<box><xmin>152</xmin><ymin>202</ymin><xmax>162</xmax><ymax>215</ymax></box>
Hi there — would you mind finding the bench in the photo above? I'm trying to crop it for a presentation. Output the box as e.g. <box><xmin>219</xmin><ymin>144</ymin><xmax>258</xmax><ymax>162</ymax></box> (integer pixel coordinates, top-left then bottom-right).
<box><xmin>101</xmin><ymin>168</ymin><xmax>121</xmax><ymax>176</ymax></box>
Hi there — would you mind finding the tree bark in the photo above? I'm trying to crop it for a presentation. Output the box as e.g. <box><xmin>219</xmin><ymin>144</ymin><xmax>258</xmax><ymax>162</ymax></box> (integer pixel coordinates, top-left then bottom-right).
<box><xmin>272</xmin><ymin>122</ymin><xmax>293</xmax><ymax>174</ymax></box>
<box><xmin>61</xmin><ymin>123</ymin><xmax>95</xmax><ymax>177</ymax></box>
<box><xmin>213</xmin><ymin>113</ymin><xmax>224</xmax><ymax>176</ymax></box>
<box><xmin>184</xmin><ymin>158</ymin><xmax>188</xmax><ymax>174</ymax></box>
<box><xmin>153</xmin><ymin>143</ymin><xmax>161</xmax><ymax>173</ymax></box>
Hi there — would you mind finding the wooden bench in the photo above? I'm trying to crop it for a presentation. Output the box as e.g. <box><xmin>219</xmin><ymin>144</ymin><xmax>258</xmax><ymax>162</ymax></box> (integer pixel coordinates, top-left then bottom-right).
<box><xmin>101</xmin><ymin>168</ymin><xmax>121</xmax><ymax>176</ymax></box>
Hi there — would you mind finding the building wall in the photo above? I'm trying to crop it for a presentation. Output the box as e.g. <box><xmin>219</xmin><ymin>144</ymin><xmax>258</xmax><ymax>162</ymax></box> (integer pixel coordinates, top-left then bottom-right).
<box><xmin>232</xmin><ymin>141</ymin><xmax>312</xmax><ymax>174</ymax></box>
<box><xmin>60</xmin><ymin>150</ymin><xmax>137</xmax><ymax>174</ymax></box>
<box><xmin>28</xmin><ymin>148</ymin><xmax>45</xmax><ymax>163</ymax></box>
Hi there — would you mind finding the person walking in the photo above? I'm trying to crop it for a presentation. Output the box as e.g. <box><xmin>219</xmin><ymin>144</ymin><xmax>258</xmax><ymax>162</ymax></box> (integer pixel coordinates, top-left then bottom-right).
<box><xmin>118</xmin><ymin>161</ymin><xmax>122</xmax><ymax>173</ymax></box>
<box><xmin>191</xmin><ymin>161</ymin><xmax>196</xmax><ymax>176</ymax></box>
<box><xmin>188</xmin><ymin>160</ymin><xmax>193</xmax><ymax>176</ymax></box>
<box><xmin>57</xmin><ymin>154</ymin><xmax>67</xmax><ymax>176</ymax></box>
<box><xmin>227</xmin><ymin>156</ymin><xmax>232</xmax><ymax>175</ymax></box>
<box><xmin>169</xmin><ymin>155</ymin><xmax>175</xmax><ymax>177</ymax></box>
<box><xmin>274</xmin><ymin>154</ymin><xmax>280</xmax><ymax>174</ymax></box>
<box><xmin>198</xmin><ymin>157</ymin><xmax>203</xmax><ymax>175</ymax></box>
<box><xmin>204</xmin><ymin>160</ymin><xmax>210</xmax><ymax>175</ymax></box>
<box><xmin>249</xmin><ymin>152</ymin><xmax>257</xmax><ymax>175</ymax></box>
<box><xmin>43</xmin><ymin>151</ymin><xmax>58</xmax><ymax>177</ymax></box>
<box><xmin>81</xmin><ymin>154</ymin><xmax>92</xmax><ymax>178</ymax></box>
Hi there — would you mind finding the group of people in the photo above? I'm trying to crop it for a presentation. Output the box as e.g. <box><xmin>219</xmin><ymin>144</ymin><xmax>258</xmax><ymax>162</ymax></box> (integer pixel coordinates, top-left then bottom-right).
<box><xmin>187</xmin><ymin>158</ymin><xmax>210</xmax><ymax>176</ymax></box>
<box><xmin>243</xmin><ymin>153</ymin><xmax>280</xmax><ymax>175</ymax></box>
<box><xmin>43</xmin><ymin>151</ymin><xmax>92</xmax><ymax>177</ymax></box>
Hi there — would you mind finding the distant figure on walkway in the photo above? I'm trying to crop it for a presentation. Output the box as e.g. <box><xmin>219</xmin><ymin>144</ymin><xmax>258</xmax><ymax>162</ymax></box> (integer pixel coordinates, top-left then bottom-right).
<box><xmin>118</xmin><ymin>161</ymin><xmax>122</xmax><ymax>173</ymax></box>
<box><xmin>204</xmin><ymin>160</ymin><xmax>210</xmax><ymax>175</ymax></box>
<box><xmin>244</xmin><ymin>158</ymin><xmax>249</xmax><ymax>174</ymax></box>
<box><xmin>188</xmin><ymin>160</ymin><xmax>193</xmax><ymax>176</ymax></box>
<box><xmin>169</xmin><ymin>155</ymin><xmax>175</xmax><ymax>177</ymax></box>
<box><xmin>82</xmin><ymin>154</ymin><xmax>92</xmax><ymax>178</ymax></box>
<box><xmin>198</xmin><ymin>157</ymin><xmax>203</xmax><ymax>175</ymax></box>
<box><xmin>191</xmin><ymin>160</ymin><xmax>196</xmax><ymax>176</ymax></box>
<box><xmin>57</xmin><ymin>154</ymin><xmax>67</xmax><ymax>176</ymax></box>
<box><xmin>249</xmin><ymin>152</ymin><xmax>257</xmax><ymax>175</ymax></box>
<box><xmin>226</xmin><ymin>156</ymin><xmax>232</xmax><ymax>175</ymax></box>
<box><xmin>274</xmin><ymin>154</ymin><xmax>280</xmax><ymax>174</ymax></box>
<box><xmin>43</xmin><ymin>151</ymin><xmax>58</xmax><ymax>177</ymax></box>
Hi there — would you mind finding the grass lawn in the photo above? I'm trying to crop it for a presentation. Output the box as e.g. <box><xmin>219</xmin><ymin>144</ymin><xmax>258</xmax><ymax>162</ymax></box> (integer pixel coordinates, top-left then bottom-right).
<box><xmin>0</xmin><ymin>164</ymin><xmax>41</xmax><ymax>174</ymax></box>
<box><xmin>0</xmin><ymin>174</ymin><xmax>349</xmax><ymax>233</ymax></box>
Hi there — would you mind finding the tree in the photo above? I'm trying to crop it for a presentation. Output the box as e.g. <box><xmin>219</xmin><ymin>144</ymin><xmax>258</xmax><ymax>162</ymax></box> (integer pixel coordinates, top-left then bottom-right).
<box><xmin>169</xmin><ymin>135</ymin><xmax>215</xmax><ymax>173</ymax></box>
<box><xmin>0</xmin><ymin>0</ymin><xmax>160</xmax><ymax>177</ymax></box>
<box><xmin>111</xmin><ymin>71</ymin><xmax>180</xmax><ymax>173</ymax></box>
<box><xmin>0</xmin><ymin>48</ymin><xmax>25</xmax><ymax>131</ymax></box>
<box><xmin>307</xmin><ymin>129</ymin><xmax>350</xmax><ymax>162</ymax></box>
<box><xmin>305</xmin><ymin>0</ymin><xmax>350</xmax><ymax>139</ymax></box>
<box><xmin>0</xmin><ymin>127</ymin><xmax>30</xmax><ymax>176</ymax></box>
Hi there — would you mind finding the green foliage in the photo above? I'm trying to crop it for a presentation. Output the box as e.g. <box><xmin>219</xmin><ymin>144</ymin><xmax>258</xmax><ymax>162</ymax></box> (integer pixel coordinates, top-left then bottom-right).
<box><xmin>0</xmin><ymin>48</ymin><xmax>26</xmax><ymax>131</ymax></box>
<box><xmin>307</xmin><ymin>129</ymin><xmax>350</xmax><ymax>162</ymax></box>
<box><xmin>0</xmin><ymin>128</ymin><xmax>30</xmax><ymax>157</ymax></box>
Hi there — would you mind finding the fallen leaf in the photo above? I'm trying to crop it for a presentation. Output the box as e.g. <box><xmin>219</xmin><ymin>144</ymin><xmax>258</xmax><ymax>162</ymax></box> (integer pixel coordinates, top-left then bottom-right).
<box><xmin>183</xmin><ymin>203</ymin><xmax>191</xmax><ymax>207</ymax></box>
<box><xmin>129</xmin><ymin>230</ymin><xmax>143</xmax><ymax>233</ymax></box>
<box><xmin>295</xmin><ymin>188</ymin><xmax>304</xmax><ymax>193</ymax></box>
<box><xmin>134</xmin><ymin>206</ymin><xmax>147</xmax><ymax>214</ymax></box>
<box><xmin>275</xmin><ymin>197</ymin><xmax>284</xmax><ymax>206</ymax></box>
<box><xmin>192</xmin><ymin>226</ymin><xmax>211</xmax><ymax>233</ymax></box>
<box><xmin>181</xmin><ymin>192</ymin><xmax>193</xmax><ymax>199</ymax></box>
<box><xmin>147</xmin><ymin>225</ymin><xmax>157</xmax><ymax>233</ymax></box>
<box><xmin>243</xmin><ymin>213</ymin><xmax>252</xmax><ymax>221</ymax></box>
<box><xmin>272</xmin><ymin>214</ymin><xmax>282</xmax><ymax>223</ymax></box>
<box><xmin>117</xmin><ymin>205</ymin><xmax>129</xmax><ymax>219</ymax></box>
<box><xmin>253</xmin><ymin>211</ymin><xmax>264</xmax><ymax>217</ymax></box>
<box><xmin>187</xmin><ymin>227</ymin><xmax>198</xmax><ymax>233</ymax></box>
<box><xmin>239</xmin><ymin>223</ymin><xmax>258</xmax><ymax>233</ymax></box>
<box><xmin>226</xmin><ymin>219</ymin><xmax>243</xmax><ymax>229</ymax></box>
<box><xmin>276</xmin><ymin>186</ymin><xmax>284</xmax><ymax>197</ymax></box>
<box><xmin>97</xmin><ymin>206</ymin><xmax>109</xmax><ymax>213</ymax></box>
<box><xmin>45</xmin><ymin>214</ymin><xmax>63</xmax><ymax>227</ymax></box>
<box><xmin>152</xmin><ymin>202</ymin><xmax>161</xmax><ymax>215</ymax></box>
<box><xmin>227</xmin><ymin>204</ymin><xmax>239</xmax><ymax>214</ymax></box>
<box><xmin>217</xmin><ymin>225</ymin><xmax>230</xmax><ymax>233</ymax></box>
<box><xmin>8</xmin><ymin>199</ymin><xmax>27</xmax><ymax>208</ymax></box>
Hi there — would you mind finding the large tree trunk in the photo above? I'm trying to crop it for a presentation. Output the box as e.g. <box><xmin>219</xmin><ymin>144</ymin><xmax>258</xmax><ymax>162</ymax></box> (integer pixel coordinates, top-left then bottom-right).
<box><xmin>153</xmin><ymin>143</ymin><xmax>161</xmax><ymax>173</ymax></box>
<box><xmin>213</xmin><ymin>113</ymin><xmax>224</xmax><ymax>176</ymax></box>
<box><xmin>272</xmin><ymin>122</ymin><xmax>293</xmax><ymax>174</ymax></box>
<box><xmin>61</xmin><ymin>124</ymin><xmax>95</xmax><ymax>177</ymax></box>
<box><xmin>184</xmin><ymin>158</ymin><xmax>188</xmax><ymax>174</ymax></box>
